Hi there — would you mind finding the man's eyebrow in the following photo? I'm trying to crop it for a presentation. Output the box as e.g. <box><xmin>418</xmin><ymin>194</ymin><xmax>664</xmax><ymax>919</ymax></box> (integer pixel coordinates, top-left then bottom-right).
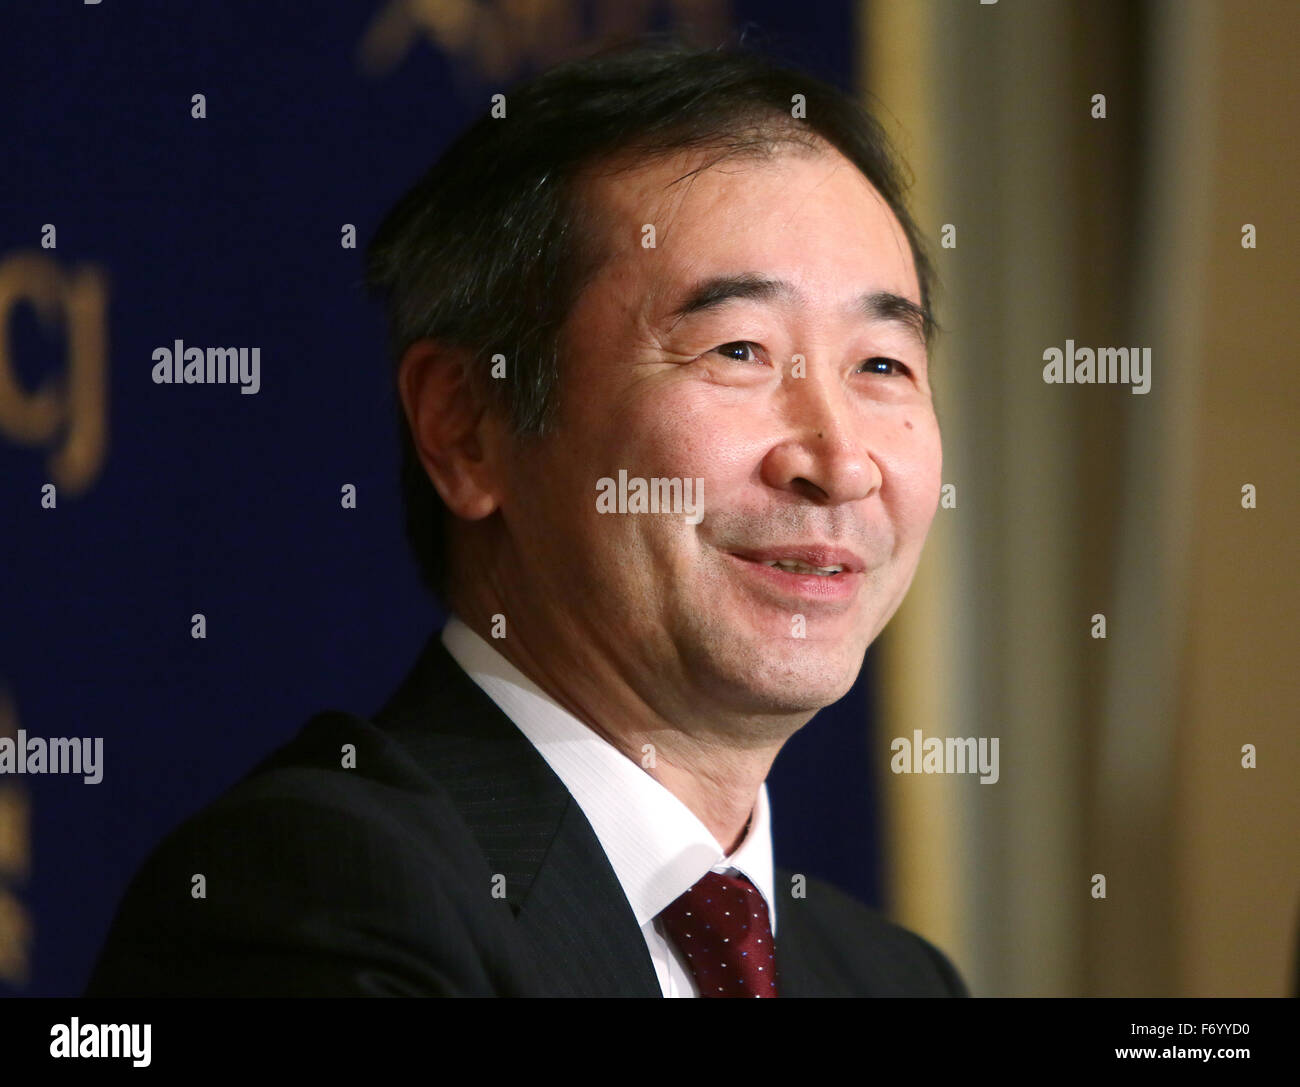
<box><xmin>862</xmin><ymin>290</ymin><xmax>933</xmax><ymax>349</ymax></box>
<box><xmin>665</xmin><ymin>273</ymin><xmax>797</xmax><ymax>326</ymax></box>
<box><xmin>664</xmin><ymin>272</ymin><xmax>933</xmax><ymax>346</ymax></box>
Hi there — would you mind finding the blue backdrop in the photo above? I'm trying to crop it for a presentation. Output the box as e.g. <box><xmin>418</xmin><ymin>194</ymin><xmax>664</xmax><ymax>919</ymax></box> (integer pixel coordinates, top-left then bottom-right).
<box><xmin>0</xmin><ymin>0</ymin><xmax>880</xmax><ymax>997</ymax></box>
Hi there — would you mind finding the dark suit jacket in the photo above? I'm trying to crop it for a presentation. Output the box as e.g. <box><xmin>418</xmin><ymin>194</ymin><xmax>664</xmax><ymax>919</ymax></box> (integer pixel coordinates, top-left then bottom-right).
<box><xmin>86</xmin><ymin>631</ymin><xmax>969</xmax><ymax>997</ymax></box>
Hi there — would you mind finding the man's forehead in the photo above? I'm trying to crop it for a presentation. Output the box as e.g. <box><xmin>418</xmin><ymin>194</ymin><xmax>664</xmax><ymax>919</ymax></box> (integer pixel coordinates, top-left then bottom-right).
<box><xmin>575</xmin><ymin>147</ymin><xmax>922</xmax><ymax>323</ymax></box>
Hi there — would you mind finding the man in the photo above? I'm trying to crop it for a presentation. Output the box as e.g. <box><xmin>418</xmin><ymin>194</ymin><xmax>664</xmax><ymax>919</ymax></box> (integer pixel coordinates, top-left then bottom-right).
<box><xmin>86</xmin><ymin>40</ymin><xmax>966</xmax><ymax>997</ymax></box>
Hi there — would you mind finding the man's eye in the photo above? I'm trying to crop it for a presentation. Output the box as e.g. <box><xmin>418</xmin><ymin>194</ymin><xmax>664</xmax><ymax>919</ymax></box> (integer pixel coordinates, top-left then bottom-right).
<box><xmin>861</xmin><ymin>357</ymin><xmax>911</xmax><ymax>377</ymax></box>
<box><xmin>711</xmin><ymin>341</ymin><xmax>762</xmax><ymax>363</ymax></box>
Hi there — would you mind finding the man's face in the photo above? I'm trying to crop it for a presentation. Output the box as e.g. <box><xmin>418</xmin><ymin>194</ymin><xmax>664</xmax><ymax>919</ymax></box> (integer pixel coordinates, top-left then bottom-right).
<box><xmin>497</xmin><ymin>145</ymin><xmax>942</xmax><ymax>725</ymax></box>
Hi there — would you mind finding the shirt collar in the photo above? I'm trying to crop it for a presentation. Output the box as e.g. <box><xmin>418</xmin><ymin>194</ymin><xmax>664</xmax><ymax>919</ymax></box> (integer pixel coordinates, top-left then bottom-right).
<box><xmin>440</xmin><ymin>614</ymin><xmax>776</xmax><ymax>935</ymax></box>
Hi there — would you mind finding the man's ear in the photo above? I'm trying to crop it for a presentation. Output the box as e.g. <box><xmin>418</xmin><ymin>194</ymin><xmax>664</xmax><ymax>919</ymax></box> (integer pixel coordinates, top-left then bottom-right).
<box><xmin>397</xmin><ymin>340</ymin><xmax>502</xmax><ymax>521</ymax></box>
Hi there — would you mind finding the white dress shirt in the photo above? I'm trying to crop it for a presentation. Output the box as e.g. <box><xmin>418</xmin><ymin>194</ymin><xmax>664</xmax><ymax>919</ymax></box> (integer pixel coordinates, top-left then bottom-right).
<box><xmin>440</xmin><ymin>614</ymin><xmax>777</xmax><ymax>997</ymax></box>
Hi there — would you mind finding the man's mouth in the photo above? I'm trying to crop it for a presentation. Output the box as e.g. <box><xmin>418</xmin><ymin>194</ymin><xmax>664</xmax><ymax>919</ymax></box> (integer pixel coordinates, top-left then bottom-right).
<box><xmin>726</xmin><ymin>544</ymin><xmax>864</xmax><ymax>575</ymax></box>
<box><xmin>756</xmin><ymin>558</ymin><xmax>844</xmax><ymax>576</ymax></box>
<box><xmin>724</xmin><ymin>546</ymin><xmax>865</xmax><ymax>603</ymax></box>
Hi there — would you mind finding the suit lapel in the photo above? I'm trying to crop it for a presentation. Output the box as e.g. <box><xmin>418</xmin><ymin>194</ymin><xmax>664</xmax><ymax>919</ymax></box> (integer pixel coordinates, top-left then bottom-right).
<box><xmin>772</xmin><ymin>866</ymin><xmax>877</xmax><ymax>996</ymax></box>
<box><xmin>772</xmin><ymin>868</ymin><xmax>823</xmax><ymax>997</ymax></box>
<box><xmin>373</xmin><ymin>630</ymin><xmax>662</xmax><ymax>996</ymax></box>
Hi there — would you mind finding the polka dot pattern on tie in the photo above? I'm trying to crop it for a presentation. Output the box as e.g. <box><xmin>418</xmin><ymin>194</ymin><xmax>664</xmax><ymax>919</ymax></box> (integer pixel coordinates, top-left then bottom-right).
<box><xmin>658</xmin><ymin>871</ymin><xmax>778</xmax><ymax>997</ymax></box>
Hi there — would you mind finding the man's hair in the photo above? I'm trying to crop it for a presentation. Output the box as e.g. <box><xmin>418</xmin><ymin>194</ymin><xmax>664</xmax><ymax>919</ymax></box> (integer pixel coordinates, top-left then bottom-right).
<box><xmin>364</xmin><ymin>36</ymin><xmax>936</xmax><ymax>605</ymax></box>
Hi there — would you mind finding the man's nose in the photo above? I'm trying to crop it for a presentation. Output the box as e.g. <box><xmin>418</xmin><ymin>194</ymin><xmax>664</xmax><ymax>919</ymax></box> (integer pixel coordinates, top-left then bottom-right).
<box><xmin>759</xmin><ymin>369</ymin><xmax>882</xmax><ymax>505</ymax></box>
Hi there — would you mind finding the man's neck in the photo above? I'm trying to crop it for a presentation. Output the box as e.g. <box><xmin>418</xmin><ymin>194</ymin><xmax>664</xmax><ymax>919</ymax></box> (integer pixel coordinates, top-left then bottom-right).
<box><xmin>450</xmin><ymin>608</ymin><xmax>794</xmax><ymax>853</ymax></box>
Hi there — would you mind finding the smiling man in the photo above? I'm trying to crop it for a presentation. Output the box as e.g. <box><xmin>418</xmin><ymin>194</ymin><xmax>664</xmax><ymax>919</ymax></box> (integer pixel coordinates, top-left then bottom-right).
<box><xmin>86</xmin><ymin>40</ymin><xmax>965</xmax><ymax>998</ymax></box>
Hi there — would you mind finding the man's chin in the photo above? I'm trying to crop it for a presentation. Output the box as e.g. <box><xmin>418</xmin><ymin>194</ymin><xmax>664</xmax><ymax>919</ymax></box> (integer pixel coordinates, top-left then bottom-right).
<box><xmin>693</xmin><ymin>639</ymin><xmax>866</xmax><ymax>716</ymax></box>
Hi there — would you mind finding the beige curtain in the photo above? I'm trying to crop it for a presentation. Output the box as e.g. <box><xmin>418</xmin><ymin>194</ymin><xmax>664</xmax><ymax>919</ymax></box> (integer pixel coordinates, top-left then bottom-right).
<box><xmin>864</xmin><ymin>0</ymin><xmax>1299</xmax><ymax>997</ymax></box>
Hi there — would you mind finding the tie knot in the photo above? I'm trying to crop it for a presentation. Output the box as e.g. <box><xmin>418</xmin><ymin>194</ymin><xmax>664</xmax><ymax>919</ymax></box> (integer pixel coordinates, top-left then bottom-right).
<box><xmin>658</xmin><ymin>871</ymin><xmax>778</xmax><ymax>997</ymax></box>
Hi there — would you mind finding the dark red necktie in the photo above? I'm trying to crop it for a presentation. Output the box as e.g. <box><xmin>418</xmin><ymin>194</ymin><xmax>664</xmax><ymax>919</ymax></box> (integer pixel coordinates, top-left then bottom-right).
<box><xmin>658</xmin><ymin>871</ymin><xmax>779</xmax><ymax>997</ymax></box>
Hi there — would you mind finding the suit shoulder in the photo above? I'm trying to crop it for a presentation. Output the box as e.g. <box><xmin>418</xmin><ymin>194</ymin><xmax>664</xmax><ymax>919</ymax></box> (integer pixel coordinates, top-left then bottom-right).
<box><xmin>109</xmin><ymin>708</ymin><xmax>492</xmax><ymax>900</ymax></box>
<box><xmin>86</xmin><ymin>711</ymin><xmax>499</xmax><ymax>995</ymax></box>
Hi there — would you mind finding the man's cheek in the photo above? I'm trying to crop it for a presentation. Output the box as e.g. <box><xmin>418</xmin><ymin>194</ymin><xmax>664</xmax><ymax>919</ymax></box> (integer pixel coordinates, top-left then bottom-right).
<box><xmin>882</xmin><ymin>453</ymin><xmax>942</xmax><ymax>536</ymax></box>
